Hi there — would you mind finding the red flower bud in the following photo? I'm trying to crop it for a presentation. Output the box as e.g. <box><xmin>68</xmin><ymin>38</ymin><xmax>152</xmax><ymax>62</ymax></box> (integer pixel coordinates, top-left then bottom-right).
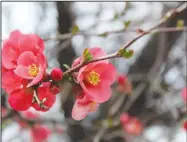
<box><xmin>42</xmin><ymin>72</ymin><xmax>50</xmax><ymax>82</ymax></box>
<box><xmin>117</xmin><ymin>74</ymin><xmax>127</xmax><ymax>86</ymax></box>
<box><xmin>51</xmin><ymin>68</ymin><xmax>63</xmax><ymax>81</ymax></box>
<box><xmin>50</xmin><ymin>83</ymin><xmax>61</xmax><ymax>95</ymax></box>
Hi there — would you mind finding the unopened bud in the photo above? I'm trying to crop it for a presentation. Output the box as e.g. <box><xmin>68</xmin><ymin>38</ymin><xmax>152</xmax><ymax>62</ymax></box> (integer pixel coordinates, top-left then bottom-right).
<box><xmin>51</xmin><ymin>68</ymin><xmax>63</xmax><ymax>81</ymax></box>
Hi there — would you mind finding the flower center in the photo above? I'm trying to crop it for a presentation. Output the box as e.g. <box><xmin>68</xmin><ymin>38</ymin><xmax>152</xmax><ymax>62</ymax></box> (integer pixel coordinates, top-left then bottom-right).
<box><xmin>28</xmin><ymin>64</ymin><xmax>39</xmax><ymax>77</ymax></box>
<box><xmin>87</xmin><ymin>71</ymin><xmax>100</xmax><ymax>86</ymax></box>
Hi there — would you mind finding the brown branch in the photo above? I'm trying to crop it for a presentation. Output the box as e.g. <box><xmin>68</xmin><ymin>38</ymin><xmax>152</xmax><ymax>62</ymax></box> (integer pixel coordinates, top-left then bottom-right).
<box><xmin>63</xmin><ymin>3</ymin><xmax>187</xmax><ymax>76</ymax></box>
<box><xmin>44</xmin><ymin>26</ymin><xmax>187</xmax><ymax>41</ymax></box>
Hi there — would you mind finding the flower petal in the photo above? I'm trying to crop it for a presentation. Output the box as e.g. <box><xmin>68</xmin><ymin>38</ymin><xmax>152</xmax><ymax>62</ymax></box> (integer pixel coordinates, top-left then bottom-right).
<box><xmin>100</xmin><ymin>63</ymin><xmax>116</xmax><ymax>85</ymax></box>
<box><xmin>81</xmin><ymin>82</ymin><xmax>112</xmax><ymax>103</ymax></box>
<box><xmin>19</xmin><ymin>34</ymin><xmax>44</xmax><ymax>55</ymax></box>
<box><xmin>2</xmin><ymin>39</ymin><xmax>19</xmax><ymax>69</ymax></box>
<box><xmin>14</xmin><ymin>65</ymin><xmax>34</xmax><ymax>79</ymax></box>
<box><xmin>8</xmin><ymin>89</ymin><xmax>33</xmax><ymax>111</ymax></box>
<box><xmin>72</xmin><ymin>97</ymin><xmax>91</xmax><ymax>121</ymax></box>
<box><xmin>17</xmin><ymin>51</ymin><xmax>37</xmax><ymax>66</ymax></box>
<box><xmin>2</xmin><ymin>71</ymin><xmax>23</xmax><ymax>93</ymax></box>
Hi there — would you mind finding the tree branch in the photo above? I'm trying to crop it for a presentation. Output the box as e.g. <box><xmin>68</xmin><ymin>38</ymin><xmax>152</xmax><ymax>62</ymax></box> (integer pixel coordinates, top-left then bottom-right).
<box><xmin>63</xmin><ymin>3</ymin><xmax>187</xmax><ymax>76</ymax></box>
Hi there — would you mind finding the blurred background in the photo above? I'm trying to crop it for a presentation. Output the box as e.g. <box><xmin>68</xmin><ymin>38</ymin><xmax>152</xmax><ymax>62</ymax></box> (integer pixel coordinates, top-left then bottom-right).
<box><xmin>1</xmin><ymin>2</ymin><xmax>187</xmax><ymax>142</ymax></box>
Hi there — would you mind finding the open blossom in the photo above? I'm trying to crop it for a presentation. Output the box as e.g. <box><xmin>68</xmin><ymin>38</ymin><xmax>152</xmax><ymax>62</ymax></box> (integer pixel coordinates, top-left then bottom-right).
<box><xmin>73</xmin><ymin>47</ymin><xmax>116</xmax><ymax>103</ymax></box>
<box><xmin>8</xmin><ymin>82</ymin><xmax>56</xmax><ymax>111</ymax></box>
<box><xmin>181</xmin><ymin>87</ymin><xmax>187</xmax><ymax>103</ymax></box>
<box><xmin>72</xmin><ymin>91</ymin><xmax>99</xmax><ymax>120</ymax></box>
<box><xmin>2</xmin><ymin>30</ymin><xmax>46</xmax><ymax>93</ymax></box>
<box><xmin>31</xmin><ymin>124</ymin><xmax>51</xmax><ymax>142</ymax></box>
<box><xmin>120</xmin><ymin>113</ymin><xmax>143</xmax><ymax>135</ymax></box>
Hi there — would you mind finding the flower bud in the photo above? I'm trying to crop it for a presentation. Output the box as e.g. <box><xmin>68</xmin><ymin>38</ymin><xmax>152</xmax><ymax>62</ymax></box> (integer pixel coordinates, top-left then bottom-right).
<box><xmin>42</xmin><ymin>72</ymin><xmax>50</xmax><ymax>82</ymax></box>
<box><xmin>51</xmin><ymin>68</ymin><xmax>63</xmax><ymax>81</ymax></box>
<box><xmin>50</xmin><ymin>83</ymin><xmax>61</xmax><ymax>95</ymax></box>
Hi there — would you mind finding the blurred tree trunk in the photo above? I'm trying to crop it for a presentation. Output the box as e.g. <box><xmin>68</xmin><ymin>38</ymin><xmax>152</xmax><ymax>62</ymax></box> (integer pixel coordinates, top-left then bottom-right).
<box><xmin>56</xmin><ymin>2</ymin><xmax>86</xmax><ymax>142</ymax></box>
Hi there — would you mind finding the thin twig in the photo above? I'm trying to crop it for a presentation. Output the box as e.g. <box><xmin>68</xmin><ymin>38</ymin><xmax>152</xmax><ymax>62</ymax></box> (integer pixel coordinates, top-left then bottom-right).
<box><xmin>64</xmin><ymin>3</ymin><xmax>187</xmax><ymax>76</ymax></box>
<box><xmin>44</xmin><ymin>27</ymin><xmax>187</xmax><ymax>41</ymax></box>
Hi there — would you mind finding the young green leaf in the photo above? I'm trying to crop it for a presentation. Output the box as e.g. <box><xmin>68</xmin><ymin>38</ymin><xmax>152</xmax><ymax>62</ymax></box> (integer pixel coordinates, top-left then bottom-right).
<box><xmin>63</xmin><ymin>64</ymin><xmax>70</xmax><ymax>70</ymax></box>
<box><xmin>83</xmin><ymin>48</ymin><xmax>93</xmax><ymax>62</ymax></box>
<box><xmin>71</xmin><ymin>25</ymin><xmax>79</xmax><ymax>34</ymax></box>
<box><xmin>118</xmin><ymin>49</ymin><xmax>134</xmax><ymax>59</ymax></box>
<box><xmin>124</xmin><ymin>20</ymin><xmax>131</xmax><ymax>28</ymax></box>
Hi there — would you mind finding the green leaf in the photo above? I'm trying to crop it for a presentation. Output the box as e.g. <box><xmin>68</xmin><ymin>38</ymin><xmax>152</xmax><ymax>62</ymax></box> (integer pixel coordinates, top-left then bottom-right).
<box><xmin>63</xmin><ymin>64</ymin><xmax>70</xmax><ymax>70</ymax></box>
<box><xmin>99</xmin><ymin>32</ymin><xmax>108</xmax><ymax>37</ymax></box>
<box><xmin>83</xmin><ymin>48</ymin><xmax>93</xmax><ymax>62</ymax></box>
<box><xmin>71</xmin><ymin>25</ymin><xmax>79</xmax><ymax>34</ymax></box>
<box><xmin>113</xmin><ymin>12</ymin><xmax>119</xmax><ymax>20</ymax></box>
<box><xmin>118</xmin><ymin>49</ymin><xmax>134</xmax><ymax>59</ymax></box>
<box><xmin>177</xmin><ymin>19</ymin><xmax>184</xmax><ymax>28</ymax></box>
<box><xmin>124</xmin><ymin>20</ymin><xmax>131</xmax><ymax>28</ymax></box>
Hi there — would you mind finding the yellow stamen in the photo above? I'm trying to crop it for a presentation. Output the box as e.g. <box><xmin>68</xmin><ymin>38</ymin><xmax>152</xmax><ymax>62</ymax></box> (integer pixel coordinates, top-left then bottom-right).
<box><xmin>28</xmin><ymin>64</ymin><xmax>39</xmax><ymax>77</ymax></box>
<box><xmin>87</xmin><ymin>71</ymin><xmax>100</xmax><ymax>86</ymax></box>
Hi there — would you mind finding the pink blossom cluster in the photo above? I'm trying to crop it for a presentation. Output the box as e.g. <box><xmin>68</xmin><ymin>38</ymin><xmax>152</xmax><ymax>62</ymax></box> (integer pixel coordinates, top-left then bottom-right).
<box><xmin>2</xmin><ymin>30</ymin><xmax>61</xmax><ymax>112</ymax></box>
<box><xmin>2</xmin><ymin>30</ymin><xmax>117</xmax><ymax>120</ymax></box>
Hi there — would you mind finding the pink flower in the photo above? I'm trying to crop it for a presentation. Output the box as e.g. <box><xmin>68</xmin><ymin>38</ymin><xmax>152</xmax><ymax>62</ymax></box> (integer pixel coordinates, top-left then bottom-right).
<box><xmin>120</xmin><ymin>113</ymin><xmax>131</xmax><ymax>125</ymax></box>
<box><xmin>8</xmin><ymin>82</ymin><xmax>56</xmax><ymax>111</ymax></box>
<box><xmin>21</xmin><ymin>110</ymin><xmax>39</xmax><ymax>120</ymax></box>
<box><xmin>8</xmin><ymin>88</ymin><xmax>34</xmax><ymax>111</ymax></box>
<box><xmin>32</xmin><ymin>82</ymin><xmax>56</xmax><ymax>112</ymax></box>
<box><xmin>77</xmin><ymin>62</ymin><xmax>116</xmax><ymax>103</ymax></box>
<box><xmin>2</xmin><ymin>30</ymin><xmax>46</xmax><ymax>90</ymax></box>
<box><xmin>72</xmin><ymin>91</ymin><xmax>99</xmax><ymax>120</ymax></box>
<box><xmin>122</xmin><ymin>116</ymin><xmax>143</xmax><ymax>135</ymax></box>
<box><xmin>181</xmin><ymin>87</ymin><xmax>187</xmax><ymax>103</ymax></box>
<box><xmin>72</xmin><ymin>47</ymin><xmax>116</xmax><ymax>103</ymax></box>
<box><xmin>31</xmin><ymin>124</ymin><xmax>51</xmax><ymax>142</ymax></box>
<box><xmin>116</xmin><ymin>74</ymin><xmax>132</xmax><ymax>94</ymax></box>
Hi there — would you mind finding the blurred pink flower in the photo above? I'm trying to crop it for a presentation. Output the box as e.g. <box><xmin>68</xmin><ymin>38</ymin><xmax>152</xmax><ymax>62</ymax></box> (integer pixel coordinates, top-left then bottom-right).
<box><xmin>31</xmin><ymin>124</ymin><xmax>51</xmax><ymax>142</ymax></box>
<box><xmin>181</xmin><ymin>87</ymin><xmax>187</xmax><ymax>103</ymax></box>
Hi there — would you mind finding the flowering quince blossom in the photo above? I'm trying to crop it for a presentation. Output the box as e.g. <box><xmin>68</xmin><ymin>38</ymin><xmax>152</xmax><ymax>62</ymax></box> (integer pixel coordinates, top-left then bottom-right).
<box><xmin>72</xmin><ymin>47</ymin><xmax>117</xmax><ymax>103</ymax></box>
<box><xmin>116</xmin><ymin>74</ymin><xmax>132</xmax><ymax>94</ymax></box>
<box><xmin>31</xmin><ymin>124</ymin><xmax>51</xmax><ymax>142</ymax></box>
<box><xmin>2</xmin><ymin>30</ymin><xmax>47</xmax><ymax>93</ymax></box>
<box><xmin>8</xmin><ymin>82</ymin><xmax>56</xmax><ymax>111</ymax></box>
<box><xmin>120</xmin><ymin>113</ymin><xmax>143</xmax><ymax>135</ymax></box>
<box><xmin>72</xmin><ymin>91</ymin><xmax>99</xmax><ymax>120</ymax></box>
<box><xmin>181</xmin><ymin>87</ymin><xmax>187</xmax><ymax>103</ymax></box>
